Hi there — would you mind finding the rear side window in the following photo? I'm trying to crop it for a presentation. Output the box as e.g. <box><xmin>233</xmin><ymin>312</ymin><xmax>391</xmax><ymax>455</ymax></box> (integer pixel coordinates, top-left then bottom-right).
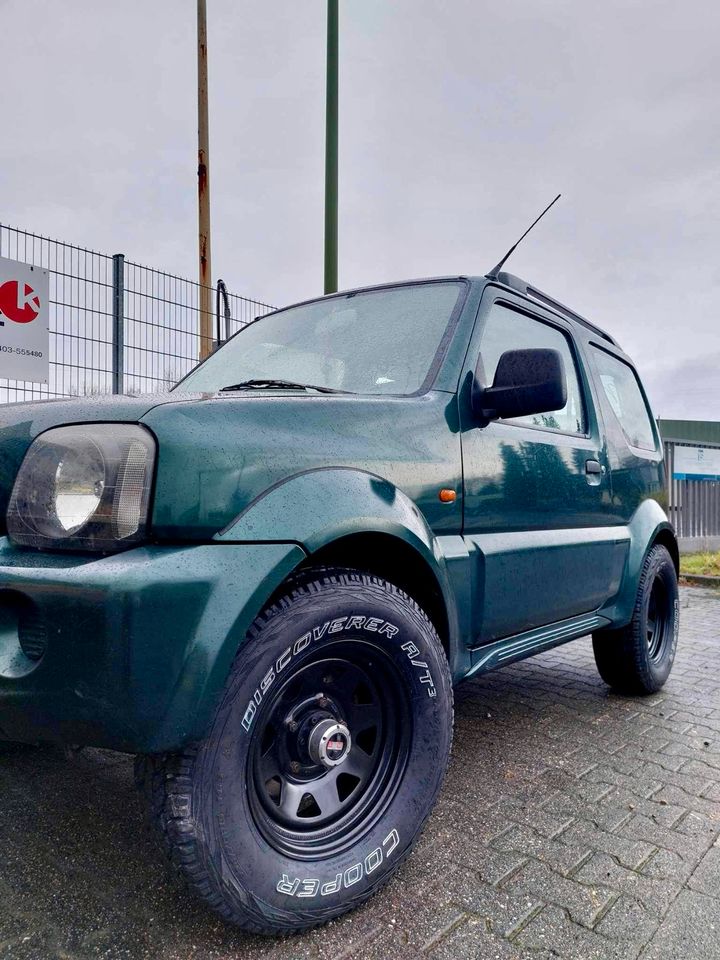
<box><xmin>591</xmin><ymin>348</ymin><xmax>656</xmax><ymax>451</ymax></box>
<box><xmin>479</xmin><ymin>303</ymin><xmax>586</xmax><ymax>435</ymax></box>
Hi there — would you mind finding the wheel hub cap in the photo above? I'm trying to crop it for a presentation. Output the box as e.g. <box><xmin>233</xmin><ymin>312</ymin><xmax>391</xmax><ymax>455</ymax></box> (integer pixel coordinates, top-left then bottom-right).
<box><xmin>308</xmin><ymin>719</ymin><xmax>352</xmax><ymax>768</ymax></box>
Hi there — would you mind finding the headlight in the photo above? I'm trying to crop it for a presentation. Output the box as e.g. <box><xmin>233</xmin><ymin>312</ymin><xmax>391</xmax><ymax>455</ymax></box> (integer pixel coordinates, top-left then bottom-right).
<box><xmin>7</xmin><ymin>424</ymin><xmax>156</xmax><ymax>552</ymax></box>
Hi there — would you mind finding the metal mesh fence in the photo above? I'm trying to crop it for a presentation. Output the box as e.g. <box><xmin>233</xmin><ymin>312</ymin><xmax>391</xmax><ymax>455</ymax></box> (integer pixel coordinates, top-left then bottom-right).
<box><xmin>0</xmin><ymin>224</ymin><xmax>274</xmax><ymax>403</ymax></box>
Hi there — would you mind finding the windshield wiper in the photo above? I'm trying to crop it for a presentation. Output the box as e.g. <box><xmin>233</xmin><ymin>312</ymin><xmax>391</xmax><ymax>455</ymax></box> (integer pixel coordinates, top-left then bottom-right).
<box><xmin>219</xmin><ymin>378</ymin><xmax>348</xmax><ymax>394</ymax></box>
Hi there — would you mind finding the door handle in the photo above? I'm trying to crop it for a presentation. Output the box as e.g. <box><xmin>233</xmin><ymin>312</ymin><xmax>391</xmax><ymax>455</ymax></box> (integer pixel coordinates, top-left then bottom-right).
<box><xmin>585</xmin><ymin>459</ymin><xmax>604</xmax><ymax>485</ymax></box>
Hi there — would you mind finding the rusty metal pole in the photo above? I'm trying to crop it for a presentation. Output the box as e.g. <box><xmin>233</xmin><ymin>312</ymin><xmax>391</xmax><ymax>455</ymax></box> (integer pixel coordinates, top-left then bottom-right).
<box><xmin>197</xmin><ymin>0</ymin><xmax>213</xmax><ymax>359</ymax></box>
<box><xmin>324</xmin><ymin>0</ymin><xmax>339</xmax><ymax>294</ymax></box>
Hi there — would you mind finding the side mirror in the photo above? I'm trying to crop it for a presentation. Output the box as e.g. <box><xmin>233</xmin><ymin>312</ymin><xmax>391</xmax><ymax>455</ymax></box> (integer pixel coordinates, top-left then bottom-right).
<box><xmin>472</xmin><ymin>348</ymin><xmax>567</xmax><ymax>421</ymax></box>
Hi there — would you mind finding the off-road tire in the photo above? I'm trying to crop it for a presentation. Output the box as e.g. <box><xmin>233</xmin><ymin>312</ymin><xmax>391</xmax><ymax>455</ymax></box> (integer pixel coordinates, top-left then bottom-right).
<box><xmin>592</xmin><ymin>544</ymin><xmax>679</xmax><ymax>695</ymax></box>
<box><xmin>135</xmin><ymin>569</ymin><xmax>453</xmax><ymax>935</ymax></box>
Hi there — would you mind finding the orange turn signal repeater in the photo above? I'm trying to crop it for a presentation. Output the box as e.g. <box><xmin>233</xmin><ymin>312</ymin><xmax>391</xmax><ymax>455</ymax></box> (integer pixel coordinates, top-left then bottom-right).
<box><xmin>438</xmin><ymin>488</ymin><xmax>456</xmax><ymax>503</ymax></box>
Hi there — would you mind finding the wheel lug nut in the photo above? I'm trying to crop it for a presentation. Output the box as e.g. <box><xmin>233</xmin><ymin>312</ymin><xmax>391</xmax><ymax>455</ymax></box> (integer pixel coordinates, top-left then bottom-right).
<box><xmin>287</xmin><ymin>720</ymin><xmax>298</xmax><ymax>732</ymax></box>
<box><xmin>318</xmin><ymin>697</ymin><xmax>330</xmax><ymax>709</ymax></box>
<box><xmin>290</xmin><ymin>761</ymin><xmax>301</xmax><ymax>774</ymax></box>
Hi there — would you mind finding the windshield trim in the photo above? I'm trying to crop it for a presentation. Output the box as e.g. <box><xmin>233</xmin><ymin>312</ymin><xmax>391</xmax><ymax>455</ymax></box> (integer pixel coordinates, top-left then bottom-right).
<box><xmin>172</xmin><ymin>277</ymin><xmax>471</xmax><ymax>398</ymax></box>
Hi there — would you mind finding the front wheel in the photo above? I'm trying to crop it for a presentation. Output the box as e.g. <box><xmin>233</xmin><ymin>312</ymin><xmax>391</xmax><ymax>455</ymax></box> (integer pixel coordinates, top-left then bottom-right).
<box><xmin>136</xmin><ymin>569</ymin><xmax>453</xmax><ymax>934</ymax></box>
<box><xmin>592</xmin><ymin>544</ymin><xmax>679</xmax><ymax>695</ymax></box>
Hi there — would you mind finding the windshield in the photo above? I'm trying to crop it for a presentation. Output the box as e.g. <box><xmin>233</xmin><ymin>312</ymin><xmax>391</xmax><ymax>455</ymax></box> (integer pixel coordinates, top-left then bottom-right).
<box><xmin>176</xmin><ymin>281</ymin><xmax>465</xmax><ymax>396</ymax></box>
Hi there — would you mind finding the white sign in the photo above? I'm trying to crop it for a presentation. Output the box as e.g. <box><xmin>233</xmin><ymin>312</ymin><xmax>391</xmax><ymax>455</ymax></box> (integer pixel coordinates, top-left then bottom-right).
<box><xmin>0</xmin><ymin>256</ymin><xmax>50</xmax><ymax>384</ymax></box>
<box><xmin>673</xmin><ymin>445</ymin><xmax>720</xmax><ymax>481</ymax></box>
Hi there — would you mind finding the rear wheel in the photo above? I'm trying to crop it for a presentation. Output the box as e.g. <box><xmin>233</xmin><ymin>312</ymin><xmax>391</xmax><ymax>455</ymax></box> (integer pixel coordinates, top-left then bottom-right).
<box><xmin>592</xmin><ymin>544</ymin><xmax>679</xmax><ymax>695</ymax></box>
<box><xmin>136</xmin><ymin>569</ymin><xmax>453</xmax><ymax>934</ymax></box>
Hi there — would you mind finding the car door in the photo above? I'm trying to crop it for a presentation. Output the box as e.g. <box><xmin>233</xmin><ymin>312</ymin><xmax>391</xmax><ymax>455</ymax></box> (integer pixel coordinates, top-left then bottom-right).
<box><xmin>459</xmin><ymin>289</ymin><xmax>627</xmax><ymax>644</ymax></box>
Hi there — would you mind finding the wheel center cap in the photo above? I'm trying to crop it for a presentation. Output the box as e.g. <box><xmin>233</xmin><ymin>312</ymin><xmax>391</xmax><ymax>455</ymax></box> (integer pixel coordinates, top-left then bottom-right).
<box><xmin>307</xmin><ymin>719</ymin><xmax>352</xmax><ymax>769</ymax></box>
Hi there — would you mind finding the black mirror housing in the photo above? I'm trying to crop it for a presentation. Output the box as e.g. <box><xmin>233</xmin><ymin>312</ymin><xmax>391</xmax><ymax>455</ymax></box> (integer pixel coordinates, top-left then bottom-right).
<box><xmin>473</xmin><ymin>348</ymin><xmax>567</xmax><ymax>422</ymax></box>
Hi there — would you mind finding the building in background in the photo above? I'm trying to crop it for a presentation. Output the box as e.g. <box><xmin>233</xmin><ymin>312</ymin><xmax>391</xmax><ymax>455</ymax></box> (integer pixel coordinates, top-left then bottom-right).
<box><xmin>658</xmin><ymin>419</ymin><xmax>720</xmax><ymax>553</ymax></box>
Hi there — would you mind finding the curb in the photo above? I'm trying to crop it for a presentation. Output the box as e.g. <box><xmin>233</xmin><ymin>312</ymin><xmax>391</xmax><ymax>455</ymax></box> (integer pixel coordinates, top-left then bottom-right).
<box><xmin>680</xmin><ymin>573</ymin><xmax>720</xmax><ymax>588</ymax></box>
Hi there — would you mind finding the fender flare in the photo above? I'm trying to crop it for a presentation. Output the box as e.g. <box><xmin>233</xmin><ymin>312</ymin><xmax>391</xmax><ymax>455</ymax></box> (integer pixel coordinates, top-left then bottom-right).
<box><xmin>599</xmin><ymin>497</ymin><xmax>678</xmax><ymax>626</ymax></box>
<box><xmin>215</xmin><ymin>467</ymin><xmax>462</xmax><ymax>662</ymax></box>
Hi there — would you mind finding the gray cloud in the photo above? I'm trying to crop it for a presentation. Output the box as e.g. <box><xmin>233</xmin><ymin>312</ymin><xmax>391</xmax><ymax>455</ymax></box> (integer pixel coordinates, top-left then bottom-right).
<box><xmin>1</xmin><ymin>0</ymin><xmax>718</xmax><ymax>417</ymax></box>
<box><xmin>643</xmin><ymin>353</ymin><xmax>720</xmax><ymax>421</ymax></box>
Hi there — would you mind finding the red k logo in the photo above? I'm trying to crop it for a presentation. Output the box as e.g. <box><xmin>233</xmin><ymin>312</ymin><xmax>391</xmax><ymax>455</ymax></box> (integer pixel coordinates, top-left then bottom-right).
<box><xmin>0</xmin><ymin>280</ymin><xmax>42</xmax><ymax>324</ymax></box>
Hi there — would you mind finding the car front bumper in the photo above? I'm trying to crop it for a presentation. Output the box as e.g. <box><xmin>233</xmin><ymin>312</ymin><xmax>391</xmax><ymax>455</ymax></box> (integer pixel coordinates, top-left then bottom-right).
<box><xmin>0</xmin><ymin>537</ymin><xmax>305</xmax><ymax>753</ymax></box>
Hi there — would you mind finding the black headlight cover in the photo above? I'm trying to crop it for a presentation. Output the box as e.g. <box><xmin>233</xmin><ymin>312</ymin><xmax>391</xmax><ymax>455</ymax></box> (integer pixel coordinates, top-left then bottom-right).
<box><xmin>7</xmin><ymin>424</ymin><xmax>156</xmax><ymax>552</ymax></box>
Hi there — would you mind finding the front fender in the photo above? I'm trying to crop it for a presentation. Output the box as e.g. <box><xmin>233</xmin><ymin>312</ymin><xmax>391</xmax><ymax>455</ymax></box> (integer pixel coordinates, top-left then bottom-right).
<box><xmin>217</xmin><ymin>468</ymin><xmax>435</xmax><ymax>549</ymax></box>
<box><xmin>216</xmin><ymin>468</ymin><xmax>464</xmax><ymax>667</ymax></box>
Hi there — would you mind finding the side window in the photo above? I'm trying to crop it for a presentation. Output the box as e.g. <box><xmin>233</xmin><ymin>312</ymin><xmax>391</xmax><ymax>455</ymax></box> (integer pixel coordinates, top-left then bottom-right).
<box><xmin>479</xmin><ymin>302</ymin><xmax>586</xmax><ymax>435</ymax></box>
<box><xmin>591</xmin><ymin>348</ymin><xmax>656</xmax><ymax>452</ymax></box>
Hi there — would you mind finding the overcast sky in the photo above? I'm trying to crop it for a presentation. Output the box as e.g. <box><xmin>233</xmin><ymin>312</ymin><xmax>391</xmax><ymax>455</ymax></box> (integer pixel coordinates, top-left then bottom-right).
<box><xmin>2</xmin><ymin>0</ymin><xmax>718</xmax><ymax>418</ymax></box>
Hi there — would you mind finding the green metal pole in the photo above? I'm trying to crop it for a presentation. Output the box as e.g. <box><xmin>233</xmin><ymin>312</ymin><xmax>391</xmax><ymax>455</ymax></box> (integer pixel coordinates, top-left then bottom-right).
<box><xmin>197</xmin><ymin>0</ymin><xmax>213</xmax><ymax>358</ymax></box>
<box><xmin>324</xmin><ymin>0</ymin><xmax>338</xmax><ymax>294</ymax></box>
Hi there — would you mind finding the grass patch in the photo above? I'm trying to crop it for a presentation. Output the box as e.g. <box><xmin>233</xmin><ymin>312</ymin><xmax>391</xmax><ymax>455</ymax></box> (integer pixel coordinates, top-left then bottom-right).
<box><xmin>680</xmin><ymin>552</ymin><xmax>720</xmax><ymax>577</ymax></box>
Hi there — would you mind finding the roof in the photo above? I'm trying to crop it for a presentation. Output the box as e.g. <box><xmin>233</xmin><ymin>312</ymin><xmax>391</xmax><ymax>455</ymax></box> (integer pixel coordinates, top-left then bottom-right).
<box><xmin>657</xmin><ymin>419</ymin><xmax>720</xmax><ymax>446</ymax></box>
<box><xmin>277</xmin><ymin>274</ymin><xmax>619</xmax><ymax>349</ymax></box>
<box><xmin>490</xmin><ymin>272</ymin><xmax>617</xmax><ymax>346</ymax></box>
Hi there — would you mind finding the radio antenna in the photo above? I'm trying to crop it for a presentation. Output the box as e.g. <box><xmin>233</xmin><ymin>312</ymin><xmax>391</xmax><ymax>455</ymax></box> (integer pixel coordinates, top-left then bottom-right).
<box><xmin>486</xmin><ymin>193</ymin><xmax>561</xmax><ymax>279</ymax></box>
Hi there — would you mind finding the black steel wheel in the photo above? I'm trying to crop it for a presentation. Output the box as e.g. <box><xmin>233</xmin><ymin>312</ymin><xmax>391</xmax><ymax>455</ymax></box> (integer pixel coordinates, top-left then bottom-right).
<box><xmin>645</xmin><ymin>575</ymin><xmax>672</xmax><ymax>662</ymax></box>
<box><xmin>592</xmin><ymin>544</ymin><xmax>679</xmax><ymax>695</ymax></box>
<box><xmin>248</xmin><ymin>644</ymin><xmax>411</xmax><ymax>858</ymax></box>
<box><xmin>137</xmin><ymin>569</ymin><xmax>453</xmax><ymax>934</ymax></box>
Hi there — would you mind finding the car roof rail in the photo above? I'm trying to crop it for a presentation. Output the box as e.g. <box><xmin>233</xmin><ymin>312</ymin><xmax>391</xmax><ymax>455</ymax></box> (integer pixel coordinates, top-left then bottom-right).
<box><xmin>493</xmin><ymin>271</ymin><xmax>617</xmax><ymax>346</ymax></box>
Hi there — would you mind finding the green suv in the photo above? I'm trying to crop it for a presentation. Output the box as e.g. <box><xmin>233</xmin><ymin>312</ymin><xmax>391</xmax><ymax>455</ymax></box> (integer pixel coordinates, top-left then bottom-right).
<box><xmin>0</xmin><ymin>273</ymin><xmax>679</xmax><ymax>934</ymax></box>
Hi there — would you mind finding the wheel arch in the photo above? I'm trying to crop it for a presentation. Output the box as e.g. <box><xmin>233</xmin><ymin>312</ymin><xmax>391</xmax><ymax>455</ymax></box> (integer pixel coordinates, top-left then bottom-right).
<box><xmin>599</xmin><ymin>499</ymin><xmax>680</xmax><ymax>629</ymax></box>
<box><xmin>651</xmin><ymin>526</ymin><xmax>679</xmax><ymax>575</ymax></box>
<box><xmin>216</xmin><ymin>468</ymin><xmax>465</xmax><ymax>676</ymax></box>
<box><xmin>293</xmin><ymin>532</ymin><xmax>452</xmax><ymax>658</ymax></box>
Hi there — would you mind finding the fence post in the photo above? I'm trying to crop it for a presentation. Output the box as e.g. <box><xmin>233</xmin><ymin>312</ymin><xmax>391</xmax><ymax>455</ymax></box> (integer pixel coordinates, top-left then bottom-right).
<box><xmin>112</xmin><ymin>253</ymin><xmax>125</xmax><ymax>394</ymax></box>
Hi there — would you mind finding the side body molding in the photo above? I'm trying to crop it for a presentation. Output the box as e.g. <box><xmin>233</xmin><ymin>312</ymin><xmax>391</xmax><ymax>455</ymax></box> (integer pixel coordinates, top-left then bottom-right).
<box><xmin>216</xmin><ymin>468</ymin><xmax>472</xmax><ymax>679</ymax></box>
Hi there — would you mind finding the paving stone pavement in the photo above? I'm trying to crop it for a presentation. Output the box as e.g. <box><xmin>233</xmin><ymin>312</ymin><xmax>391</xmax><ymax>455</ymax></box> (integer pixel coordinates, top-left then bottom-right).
<box><xmin>1</xmin><ymin>586</ymin><xmax>719</xmax><ymax>960</ymax></box>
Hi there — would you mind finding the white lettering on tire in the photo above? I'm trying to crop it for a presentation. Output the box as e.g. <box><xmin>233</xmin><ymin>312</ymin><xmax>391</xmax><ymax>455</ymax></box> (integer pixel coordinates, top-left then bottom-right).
<box><xmin>241</xmin><ymin>614</ymin><xmax>434</xmax><ymax>732</ymax></box>
<box><xmin>276</xmin><ymin>829</ymin><xmax>401</xmax><ymax>898</ymax></box>
<box><xmin>401</xmin><ymin>641</ymin><xmax>437</xmax><ymax>698</ymax></box>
